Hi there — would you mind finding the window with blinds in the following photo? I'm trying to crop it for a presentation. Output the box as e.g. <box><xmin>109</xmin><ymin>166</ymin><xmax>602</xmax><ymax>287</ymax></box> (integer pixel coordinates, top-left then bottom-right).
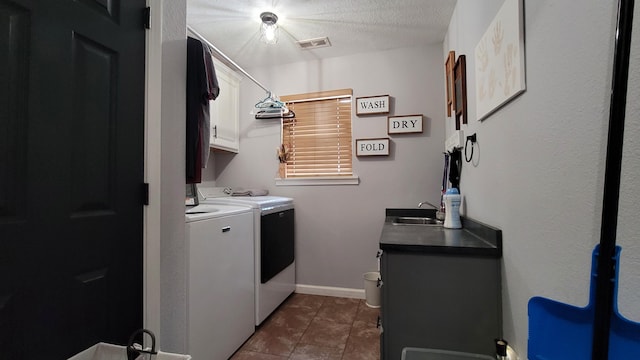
<box><xmin>280</xmin><ymin>89</ymin><xmax>353</xmax><ymax>178</ymax></box>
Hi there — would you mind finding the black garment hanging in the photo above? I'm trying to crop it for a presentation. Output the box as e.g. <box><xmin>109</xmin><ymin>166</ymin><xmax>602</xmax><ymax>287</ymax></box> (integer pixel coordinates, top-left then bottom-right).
<box><xmin>186</xmin><ymin>37</ymin><xmax>220</xmax><ymax>183</ymax></box>
<box><xmin>186</xmin><ymin>37</ymin><xmax>206</xmax><ymax>183</ymax></box>
<box><xmin>200</xmin><ymin>43</ymin><xmax>219</xmax><ymax>167</ymax></box>
<box><xmin>448</xmin><ymin>149</ymin><xmax>462</xmax><ymax>190</ymax></box>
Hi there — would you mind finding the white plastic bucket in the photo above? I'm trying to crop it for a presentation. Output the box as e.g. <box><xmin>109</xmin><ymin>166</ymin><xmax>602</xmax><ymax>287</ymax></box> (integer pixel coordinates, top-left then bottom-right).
<box><xmin>363</xmin><ymin>271</ymin><xmax>381</xmax><ymax>308</ymax></box>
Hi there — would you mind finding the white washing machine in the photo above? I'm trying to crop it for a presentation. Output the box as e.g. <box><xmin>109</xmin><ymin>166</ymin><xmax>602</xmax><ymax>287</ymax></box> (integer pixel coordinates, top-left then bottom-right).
<box><xmin>198</xmin><ymin>187</ymin><xmax>295</xmax><ymax>326</ymax></box>
<box><xmin>185</xmin><ymin>204</ymin><xmax>254</xmax><ymax>359</ymax></box>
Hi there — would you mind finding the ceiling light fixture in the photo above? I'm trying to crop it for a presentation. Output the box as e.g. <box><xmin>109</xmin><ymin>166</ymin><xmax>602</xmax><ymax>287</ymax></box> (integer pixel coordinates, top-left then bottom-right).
<box><xmin>260</xmin><ymin>11</ymin><xmax>279</xmax><ymax>45</ymax></box>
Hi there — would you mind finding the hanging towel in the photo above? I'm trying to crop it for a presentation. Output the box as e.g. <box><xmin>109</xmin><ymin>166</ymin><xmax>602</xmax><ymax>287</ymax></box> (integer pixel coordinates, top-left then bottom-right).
<box><xmin>186</xmin><ymin>37</ymin><xmax>220</xmax><ymax>183</ymax></box>
<box><xmin>186</xmin><ymin>37</ymin><xmax>207</xmax><ymax>183</ymax></box>
<box><xmin>203</xmin><ymin>46</ymin><xmax>220</xmax><ymax>101</ymax></box>
<box><xmin>201</xmin><ymin>44</ymin><xmax>220</xmax><ymax>166</ymax></box>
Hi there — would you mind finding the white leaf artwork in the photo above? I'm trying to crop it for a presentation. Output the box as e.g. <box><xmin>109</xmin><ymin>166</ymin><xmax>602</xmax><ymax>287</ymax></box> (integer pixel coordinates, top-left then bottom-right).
<box><xmin>475</xmin><ymin>0</ymin><xmax>526</xmax><ymax>121</ymax></box>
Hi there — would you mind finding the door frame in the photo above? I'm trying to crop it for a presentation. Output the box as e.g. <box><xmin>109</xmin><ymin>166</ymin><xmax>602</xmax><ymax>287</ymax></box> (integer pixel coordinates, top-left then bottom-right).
<box><xmin>143</xmin><ymin>0</ymin><xmax>164</xmax><ymax>342</ymax></box>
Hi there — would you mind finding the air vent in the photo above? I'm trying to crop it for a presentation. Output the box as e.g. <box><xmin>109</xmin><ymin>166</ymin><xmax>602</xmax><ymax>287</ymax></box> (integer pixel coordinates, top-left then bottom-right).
<box><xmin>296</xmin><ymin>37</ymin><xmax>331</xmax><ymax>50</ymax></box>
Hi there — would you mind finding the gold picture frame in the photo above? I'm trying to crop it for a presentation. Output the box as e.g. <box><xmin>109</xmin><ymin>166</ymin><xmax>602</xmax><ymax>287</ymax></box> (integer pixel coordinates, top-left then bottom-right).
<box><xmin>445</xmin><ymin>51</ymin><xmax>456</xmax><ymax>117</ymax></box>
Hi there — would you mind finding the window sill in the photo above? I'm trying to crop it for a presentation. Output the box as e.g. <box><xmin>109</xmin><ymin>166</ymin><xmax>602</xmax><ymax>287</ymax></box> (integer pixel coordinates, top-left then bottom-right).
<box><xmin>275</xmin><ymin>175</ymin><xmax>359</xmax><ymax>186</ymax></box>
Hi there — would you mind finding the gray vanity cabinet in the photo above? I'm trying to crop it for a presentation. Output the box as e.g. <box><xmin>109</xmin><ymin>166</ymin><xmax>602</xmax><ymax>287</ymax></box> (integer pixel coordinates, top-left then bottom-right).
<box><xmin>380</xmin><ymin>250</ymin><xmax>502</xmax><ymax>360</ymax></box>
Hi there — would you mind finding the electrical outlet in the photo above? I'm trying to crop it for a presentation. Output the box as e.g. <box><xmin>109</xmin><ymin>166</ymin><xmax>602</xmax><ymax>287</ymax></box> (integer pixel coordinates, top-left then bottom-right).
<box><xmin>445</xmin><ymin>130</ymin><xmax>464</xmax><ymax>152</ymax></box>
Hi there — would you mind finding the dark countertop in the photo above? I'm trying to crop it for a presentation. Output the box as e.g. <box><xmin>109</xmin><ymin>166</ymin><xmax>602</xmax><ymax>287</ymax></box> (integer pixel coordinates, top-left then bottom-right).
<box><xmin>379</xmin><ymin>208</ymin><xmax>502</xmax><ymax>257</ymax></box>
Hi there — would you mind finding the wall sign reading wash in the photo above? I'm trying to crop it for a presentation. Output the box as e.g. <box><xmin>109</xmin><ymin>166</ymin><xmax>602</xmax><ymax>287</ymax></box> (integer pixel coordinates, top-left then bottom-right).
<box><xmin>356</xmin><ymin>95</ymin><xmax>390</xmax><ymax>115</ymax></box>
<box><xmin>356</xmin><ymin>138</ymin><xmax>390</xmax><ymax>156</ymax></box>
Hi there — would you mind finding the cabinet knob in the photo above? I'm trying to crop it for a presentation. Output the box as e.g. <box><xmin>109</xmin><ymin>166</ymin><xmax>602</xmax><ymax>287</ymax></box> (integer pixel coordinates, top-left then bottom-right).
<box><xmin>377</xmin><ymin>279</ymin><xmax>383</xmax><ymax>288</ymax></box>
<box><xmin>222</xmin><ymin>226</ymin><xmax>231</xmax><ymax>233</ymax></box>
<box><xmin>213</xmin><ymin>125</ymin><xmax>218</xmax><ymax>138</ymax></box>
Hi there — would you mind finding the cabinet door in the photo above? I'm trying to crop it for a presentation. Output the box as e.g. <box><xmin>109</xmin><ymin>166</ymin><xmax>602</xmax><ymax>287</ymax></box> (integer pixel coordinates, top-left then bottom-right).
<box><xmin>381</xmin><ymin>251</ymin><xmax>501</xmax><ymax>359</ymax></box>
<box><xmin>209</xmin><ymin>58</ymin><xmax>241</xmax><ymax>153</ymax></box>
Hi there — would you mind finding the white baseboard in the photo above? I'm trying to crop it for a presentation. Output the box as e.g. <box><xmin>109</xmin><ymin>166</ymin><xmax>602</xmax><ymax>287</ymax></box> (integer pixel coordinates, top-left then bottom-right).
<box><xmin>295</xmin><ymin>284</ymin><xmax>365</xmax><ymax>299</ymax></box>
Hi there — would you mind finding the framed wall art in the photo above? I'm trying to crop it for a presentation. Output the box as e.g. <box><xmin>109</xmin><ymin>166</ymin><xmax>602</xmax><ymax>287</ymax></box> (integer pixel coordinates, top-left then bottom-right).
<box><xmin>474</xmin><ymin>0</ymin><xmax>526</xmax><ymax>121</ymax></box>
<box><xmin>388</xmin><ymin>115</ymin><xmax>423</xmax><ymax>134</ymax></box>
<box><xmin>356</xmin><ymin>95</ymin><xmax>390</xmax><ymax>115</ymax></box>
<box><xmin>355</xmin><ymin>138</ymin><xmax>390</xmax><ymax>156</ymax></box>
<box><xmin>445</xmin><ymin>51</ymin><xmax>456</xmax><ymax>117</ymax></box>
<box><xmin>454</xmin><ymin>55</ymin><xmax>467</xmax><ymax>130</ymax></box>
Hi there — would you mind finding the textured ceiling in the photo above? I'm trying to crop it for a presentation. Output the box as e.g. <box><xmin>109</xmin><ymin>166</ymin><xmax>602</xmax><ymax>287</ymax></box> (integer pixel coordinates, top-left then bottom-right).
<box><xmin>186</xmin><ymin>0</ymin><xmax>457</xmax><ymax>69</ymax></box>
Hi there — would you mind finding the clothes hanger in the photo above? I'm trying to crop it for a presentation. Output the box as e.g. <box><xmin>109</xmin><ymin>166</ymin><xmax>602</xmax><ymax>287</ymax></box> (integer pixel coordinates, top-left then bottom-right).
<box><xmin>255</xmin><ymin>91</ymin><xmax>287</xmax><ymax>110</ymax></box>
<box><xmin>254</xmin><ymin>107</ymin><xmax>295</xmax><ymax>120</ymax></box>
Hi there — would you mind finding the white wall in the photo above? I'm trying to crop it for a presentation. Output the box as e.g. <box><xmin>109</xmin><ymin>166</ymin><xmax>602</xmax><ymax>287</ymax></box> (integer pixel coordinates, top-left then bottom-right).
<box><xmin>205</xmin><ymin>45</ymin><xmax>446</xmax><ymax>289</ymax></box>
<box><xmin>157</xmin><ymin>0</ymin><xmax>188</xmax><ymax>353</ymax></box>
<box><xmin>145</xmin><ymin>0</ymin><xmax>640</xmax><ymax>357</ymax></box>
<box><xmin>144</xmin><ymin>0</ymin><xmax>164</xmax><ymax>344</ymax></box>
<box><xmin>445</xmin><ymin>0</ymin><xmax>640</xmax><ymax>355</ymax></box>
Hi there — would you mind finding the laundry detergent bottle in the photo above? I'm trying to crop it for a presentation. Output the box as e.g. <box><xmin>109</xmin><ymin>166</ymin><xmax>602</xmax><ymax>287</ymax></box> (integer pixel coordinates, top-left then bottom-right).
<box><xmin>443</xmin><ymin>188</ymin><xmax>462</xmax><ymax>229</ymax></box>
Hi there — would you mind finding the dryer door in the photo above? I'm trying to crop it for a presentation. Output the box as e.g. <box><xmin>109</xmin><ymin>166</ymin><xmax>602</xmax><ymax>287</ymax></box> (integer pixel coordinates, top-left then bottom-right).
<box><xmin>260</xmin><ymin>208</ymin><xmax>294</xmax><ymax>283</ymax></box>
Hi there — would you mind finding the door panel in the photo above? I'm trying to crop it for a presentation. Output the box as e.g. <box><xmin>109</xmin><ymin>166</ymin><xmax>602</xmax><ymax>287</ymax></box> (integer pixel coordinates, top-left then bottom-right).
<box><xmin>71</xmin><ymin>33</ymin><xmax>118</xmax><ymax>215</ymax></box>
<box><xmin>0</xmin><ymin>1</ymin><xmax>29</xmax><ymax>222</ymax></box>
<box><xmin>0</xmin><ymin>4</ymin><xmax>30</xmax><ymax>356</ymax></box>
<box><xmin>0</xmin><ymin>0</ymin><xmax>145</xmax><ymax>358</ymax></box>
<box><xmin>76</xmin><ymin>0</ymin><xmax>120</xmax><ymax>21</ymax></box>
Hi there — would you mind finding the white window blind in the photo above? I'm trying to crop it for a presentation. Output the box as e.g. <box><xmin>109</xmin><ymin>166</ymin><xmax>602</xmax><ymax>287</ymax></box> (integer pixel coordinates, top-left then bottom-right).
<box><xmin>280</xmin><ymin>89</ymin><xmax>353</xmax><ymax>178</ymax></box>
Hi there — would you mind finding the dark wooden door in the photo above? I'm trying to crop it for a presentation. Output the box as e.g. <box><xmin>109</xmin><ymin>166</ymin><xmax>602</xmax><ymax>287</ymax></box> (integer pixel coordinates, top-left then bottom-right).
<box><xmin>0</xmin><ymin>0</ymin><xmax>146</xmax><ymax>358</ymax></box>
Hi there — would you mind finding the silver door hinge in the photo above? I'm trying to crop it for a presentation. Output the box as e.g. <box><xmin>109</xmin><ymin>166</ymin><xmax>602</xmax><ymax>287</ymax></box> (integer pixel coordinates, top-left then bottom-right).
<box><xmin>144</xmin><ymin>7</ymin><xmax>151</xmax><ymax>29</ymax></box>
<box><xmin>142</xmin><ymin>183</ymin><xmax>150</xmax><ymax>205</ymax></box>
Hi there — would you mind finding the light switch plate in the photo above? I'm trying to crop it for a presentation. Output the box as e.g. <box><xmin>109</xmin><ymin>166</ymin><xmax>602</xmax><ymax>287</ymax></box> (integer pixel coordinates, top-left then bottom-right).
<box><xmin>445</xmin><ymin>130</ymin><xmax>464</xmax><ymax>152</ymax></box>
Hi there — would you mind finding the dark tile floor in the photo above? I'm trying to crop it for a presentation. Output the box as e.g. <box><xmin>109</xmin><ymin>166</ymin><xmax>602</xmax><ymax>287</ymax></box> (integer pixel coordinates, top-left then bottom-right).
<box><xmin>231</xmin><ymin>293</ymin><xmax>380</xmax><ymax>360</ymax></box>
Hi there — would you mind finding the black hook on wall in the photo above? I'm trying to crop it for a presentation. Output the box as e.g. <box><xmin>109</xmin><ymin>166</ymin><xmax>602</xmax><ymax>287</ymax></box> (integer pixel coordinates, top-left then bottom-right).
<box><xmin>464</xmin><ymin>133</ymin><xmax>477</xmax><ymax>163</ymax></box>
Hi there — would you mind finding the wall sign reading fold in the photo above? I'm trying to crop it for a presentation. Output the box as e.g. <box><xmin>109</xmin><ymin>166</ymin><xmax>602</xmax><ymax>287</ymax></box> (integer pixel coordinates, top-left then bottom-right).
<box><xmin>356</xmin><ymin>138</ymin><xmax>390</xmax><ymax>156</ymax></box>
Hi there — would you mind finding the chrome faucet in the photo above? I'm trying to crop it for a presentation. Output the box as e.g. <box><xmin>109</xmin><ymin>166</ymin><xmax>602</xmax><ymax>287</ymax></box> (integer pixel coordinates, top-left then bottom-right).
<box><xmin>418</xmin><ymin>200</ymin><xmax>446</xmax><ymax>221</ymax></box>
<box><xmin>418</xmin><ymin>200</ymin><xmax>439</xmax><ymax>209</ymax></box>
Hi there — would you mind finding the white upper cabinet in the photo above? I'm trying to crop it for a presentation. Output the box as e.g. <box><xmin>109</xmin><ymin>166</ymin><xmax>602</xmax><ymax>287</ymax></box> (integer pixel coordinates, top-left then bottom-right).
<box><xmin>209</xmin><ymin>57</ymin><xmax>241</xmax><ymax>153</ymax></box>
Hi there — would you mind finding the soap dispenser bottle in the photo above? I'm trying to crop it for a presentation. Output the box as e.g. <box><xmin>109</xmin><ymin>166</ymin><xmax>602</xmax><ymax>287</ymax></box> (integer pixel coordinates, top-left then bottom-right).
<box><xmin>443</xmin><ymin>188</ymin><xmax>462</xmax><ymax>229</ymax></box>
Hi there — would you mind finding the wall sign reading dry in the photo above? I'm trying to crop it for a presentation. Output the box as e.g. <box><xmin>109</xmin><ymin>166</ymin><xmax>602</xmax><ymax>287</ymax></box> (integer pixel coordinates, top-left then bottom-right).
<box><xmin>388</xmin><ymin>115</ymin><xmax>423</xmax><ymax>134</ymax></box>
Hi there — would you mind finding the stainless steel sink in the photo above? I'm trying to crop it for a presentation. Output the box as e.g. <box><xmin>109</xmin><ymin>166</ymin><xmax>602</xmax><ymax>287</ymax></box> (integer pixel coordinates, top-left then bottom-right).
<box><xmin>392</xmin><ymin>216</ymin><xmax>443</xmax><ymax>226</ymax></box>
